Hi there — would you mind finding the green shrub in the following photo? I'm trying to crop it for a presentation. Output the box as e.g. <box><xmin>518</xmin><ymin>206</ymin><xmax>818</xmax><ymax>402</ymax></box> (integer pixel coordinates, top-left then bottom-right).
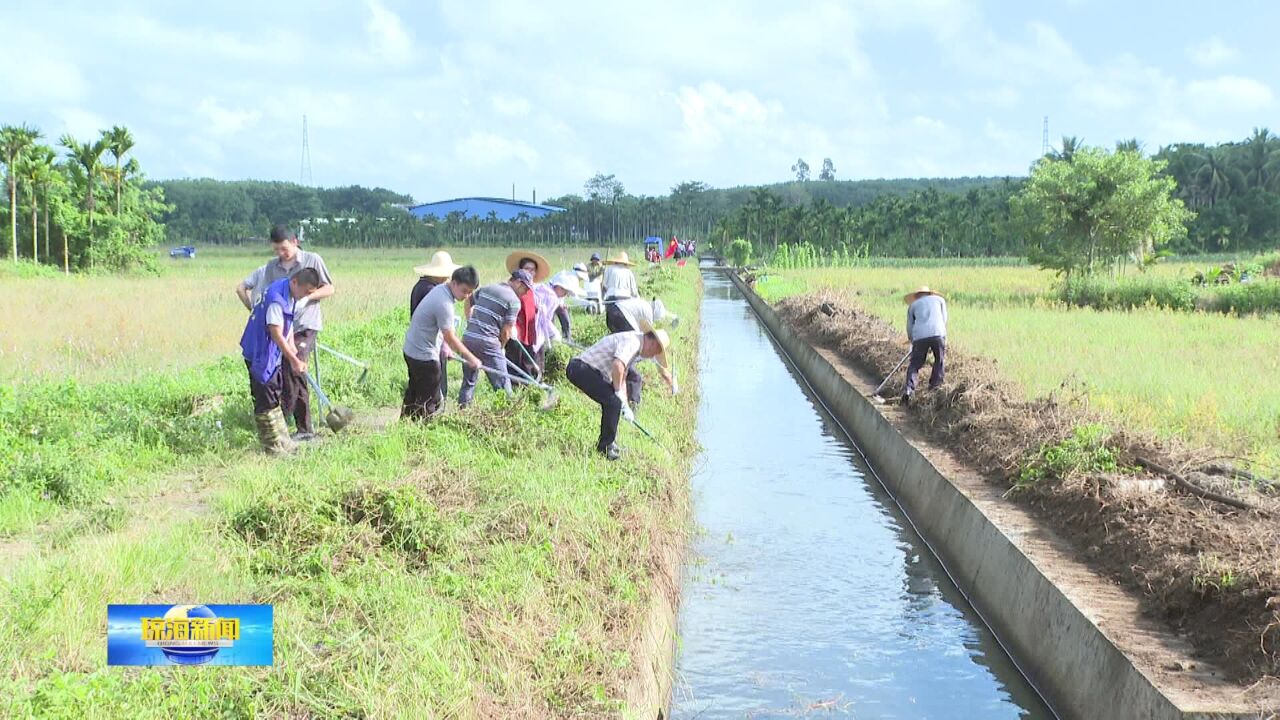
<box><xmin>1059</xmin><ymin>275</ymin><xmax>1197</xmax><ymax>311</ymax></box>
<box><xmin>726</xmin><ymin>238</ymin><xmax>752</xmax><ymax>267</ymax></box>
<box><xmin>1016</xmin><ymin>423</ymin><xmax>1120</xmax><ymax>491</ymax></box>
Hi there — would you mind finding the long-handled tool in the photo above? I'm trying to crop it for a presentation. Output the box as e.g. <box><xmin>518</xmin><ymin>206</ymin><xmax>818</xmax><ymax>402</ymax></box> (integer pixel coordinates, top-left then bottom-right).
<box><xmin>449</xmin><ymin>358</ymin><xmax>560</xmax><ymax>411</ymax></box>
<box><xmin>317</xmin><ymin>343</ymin><xmax>370</xmax><ymax>384</ymax></box>
<box><xmin>514</xmin><ymin>342</ymin><xmax>544</xmax><ymax>382</ymax></box>
<box><xmin>304</xmin><ymin>372</ymin><xmax>356</xmax><ymax>431</ymax></box>
<box><xmin>872</xmin><ymin>351</ymin><xmax>911</xmax><ymax>402</ymax></box>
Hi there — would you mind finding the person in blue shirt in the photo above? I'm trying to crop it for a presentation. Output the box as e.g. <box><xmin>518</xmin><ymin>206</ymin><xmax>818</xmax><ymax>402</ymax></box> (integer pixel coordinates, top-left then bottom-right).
<box><xmin>240</xmin><ymin>268</ymin><xmax>322</xmax><ymax>455</ymax></box>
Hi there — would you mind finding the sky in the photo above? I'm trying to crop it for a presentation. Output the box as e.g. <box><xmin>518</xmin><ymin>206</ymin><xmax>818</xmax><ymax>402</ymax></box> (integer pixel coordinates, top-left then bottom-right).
<box><xmin>3</xmin><ymin>0</ymin><xmax>1277</xmax><ymax>203</ymax></box>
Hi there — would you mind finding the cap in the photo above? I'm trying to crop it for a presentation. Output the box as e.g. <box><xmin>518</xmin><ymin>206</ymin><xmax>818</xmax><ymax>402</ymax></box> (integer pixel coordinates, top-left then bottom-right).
<box><xmin>510</xmin><ymin>269</ymin><xmax>534</xmax><ymax>289</ymax></box>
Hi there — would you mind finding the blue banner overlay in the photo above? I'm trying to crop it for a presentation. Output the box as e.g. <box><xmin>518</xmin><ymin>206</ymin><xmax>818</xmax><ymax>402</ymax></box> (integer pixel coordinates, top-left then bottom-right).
<box><xmin>107</xmin><ymin>604</ymin><xmax>273</xmax><ymax>666</ymax></box>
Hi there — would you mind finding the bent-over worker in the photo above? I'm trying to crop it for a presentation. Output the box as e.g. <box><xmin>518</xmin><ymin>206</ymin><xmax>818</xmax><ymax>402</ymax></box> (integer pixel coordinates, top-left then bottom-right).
<box><xmin>566</xmin><ymin>326</ymin><xmax>672</xmax><ymax>461</ymax></box>
<box><xmin>604</xmin><ymin>296</ymin><xmax>679</xmax><ymax>406</ymax></box>
<box><xmin>403</xmin><ymin>265</ymin><xmax>482</xmax><ymax>420</ymax></box>
<box><xmin>239</xmin><ymin>268</ymin><xmax>322</xmax><ymax>455</ymax></box>
<box><xmin>458</xmin><ymin>270</ymin><xmax>531</xmax><ymax>406</ymax></box>
<box><xmin>902</xmin><ymin>286</ymin><xmax>947</xmax><ymax>407</ymax></box>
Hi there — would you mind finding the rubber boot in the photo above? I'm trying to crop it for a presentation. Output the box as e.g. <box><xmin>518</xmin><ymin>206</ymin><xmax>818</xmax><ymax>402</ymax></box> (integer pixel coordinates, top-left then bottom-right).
<box><xmin>269</xmin><ymin>407</ymin><xmax>299</xmax><ymax>455</ymax></box>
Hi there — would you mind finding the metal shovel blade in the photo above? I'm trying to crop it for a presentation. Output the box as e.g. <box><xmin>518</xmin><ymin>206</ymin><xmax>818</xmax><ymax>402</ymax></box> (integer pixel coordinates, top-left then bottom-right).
<box><xmin>326</xmin><ymin>406</ymin><xmax>355</xmax><ymax>432</ymax></box>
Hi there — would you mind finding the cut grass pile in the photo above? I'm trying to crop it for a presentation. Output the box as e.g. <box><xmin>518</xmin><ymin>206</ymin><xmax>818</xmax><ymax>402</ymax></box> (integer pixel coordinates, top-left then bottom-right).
<box><xmin>1</xmin><ymin>251</ymin><xmax>700</xmax><ymax>718</ymax></box>
<box><xmin>756</xmin><ymin>264</ymin><xmax>1280</xmax><ymax>468</ymax></box>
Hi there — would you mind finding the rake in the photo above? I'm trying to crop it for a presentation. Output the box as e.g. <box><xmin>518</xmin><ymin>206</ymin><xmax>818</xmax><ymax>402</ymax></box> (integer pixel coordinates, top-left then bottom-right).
<box><xmin>449</xmin><ymin>358</ymin><xmax>561</xmax><ymax>411</ymax></box>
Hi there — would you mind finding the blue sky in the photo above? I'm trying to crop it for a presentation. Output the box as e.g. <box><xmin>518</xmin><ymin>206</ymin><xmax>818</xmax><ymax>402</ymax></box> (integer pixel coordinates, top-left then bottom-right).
<box><xmin>3</xmin><ymin>1</ymin><xmax>1276</xmax><ymax>202</ymax></box>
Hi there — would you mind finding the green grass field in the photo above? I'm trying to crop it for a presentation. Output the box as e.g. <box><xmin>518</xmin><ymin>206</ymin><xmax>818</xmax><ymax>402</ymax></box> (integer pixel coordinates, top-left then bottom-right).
<box><xmin>756</xmin><ymin>263</ymin><xmax>1280</xmax><ymax>467</ymax></box>
<box><xmin>0</xmin><ymin>246</ymin><xmax>698</xmax><ymax>718</ymax></box>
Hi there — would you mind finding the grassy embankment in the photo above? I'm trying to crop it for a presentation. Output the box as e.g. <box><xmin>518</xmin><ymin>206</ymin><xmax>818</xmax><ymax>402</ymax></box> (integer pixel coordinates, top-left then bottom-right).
<box><xmin>1</xmin><ymin>247</ymin><xmax>700</xmax><ymax>718</ymax></box>
<box><xmin>756</xmin><ymin>262</ymin><xmax>1280</xmax><ymax>468</ymax></box>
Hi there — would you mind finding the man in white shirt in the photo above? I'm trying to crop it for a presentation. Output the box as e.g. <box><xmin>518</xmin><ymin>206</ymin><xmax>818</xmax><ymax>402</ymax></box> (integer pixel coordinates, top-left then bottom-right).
<box><xmin>566</xmin><ymin>329</ymin><xmax>673</xmax><ymax>460</ymax></box>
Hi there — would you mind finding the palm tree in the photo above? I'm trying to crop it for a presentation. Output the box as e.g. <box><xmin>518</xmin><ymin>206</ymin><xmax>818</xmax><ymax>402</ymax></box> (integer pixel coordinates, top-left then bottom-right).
<box><xmin>1115</xmin><ymin>138</ymin><xmax>1144</xmax><ymax>155</ymax></box>
<box><xmin>17</xmin><ymin>145</ymin><xmax>55</xmax><ymax>263</ymax></box>
<box><xmin>1192</xmin><ymin>147</ymin><xmax>1244</xmax><ymax>208</ymax></box>
<box><xmin>1</xmin><ymin>123</ymin><xmax>41</xmax><ymax>262</ymax></box>
<box><xmin>1242</xmin><ymin>127</ymin><xmax>1278</xmax><ymax>190</ymax></box>
<box><xmin>60</xmin><ymin>134</ymin><xmax>107</xmax><ymax>269</ymax></box>
<box><xmin>1053</xmin><ymin>136</ymin><xmax>1082</xmax><ymax>163</ymax></box>
<box><xmin>103</xmin><ymin>125</ymin><xmax>134</xmax><ymax>214</ymax></box>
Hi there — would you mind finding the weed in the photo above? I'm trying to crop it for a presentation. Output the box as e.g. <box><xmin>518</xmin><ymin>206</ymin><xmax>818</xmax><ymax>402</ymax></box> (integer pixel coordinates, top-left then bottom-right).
<box><xmin>1015</xmin><ymin>424</ymin><xmax>1119</xmax><ymax>491</ymax></box>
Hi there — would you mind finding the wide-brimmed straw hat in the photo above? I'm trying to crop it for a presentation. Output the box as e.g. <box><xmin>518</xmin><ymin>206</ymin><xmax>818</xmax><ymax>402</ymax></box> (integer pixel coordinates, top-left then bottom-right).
<box><xmin>548</xmin><ymin>271</ymin><xmax>585</xmax><ymax>297</ymax></box>
<box><xmin>903</xmin><ymin>285</ymin><xmax>943</xmax><ymax>304</ymax></box>
<box><xmin>605</xmin><ymin>251</ymin><xmax>635</xmax><ymax>266</ymax></box>
<box><xmin>637</xmin><ymin>318</ymin><xmax>671</xmax><ymax>367</ymax></box>
<box><xmin>414</xmin><ymin>250</ymin><xmax>461</xmax><ymax>278</ymax></box>
<box><xmin>506</xmin><ymin>250</ymin><xmax>551</xmax><ymax>283</ymax></box>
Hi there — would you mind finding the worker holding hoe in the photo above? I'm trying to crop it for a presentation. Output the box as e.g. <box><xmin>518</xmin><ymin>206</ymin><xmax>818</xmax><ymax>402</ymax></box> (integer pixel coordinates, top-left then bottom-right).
<box><xmin>402</xmin><ymin>265</ymin><xmax>484</xmax><ymax>420</ymax></box>
<box><xmin>410</xmin><ymin>250</ymin><xmax>464</xmax><ymax>401</ymax></box>
<box><xmin>567</xmin><ymin>324</ymin><xmax>673</xmax><ymax>461</ymax></box>
<box><xmin>604</xmin><ymin>296</ymin><xmax>679</xmax><ymax>408</ymax></box>
<box><xmin>236</xmin><ymin>225</ymin><xmax>335</xmax><ymax>441</ymax></box>
<box><xmin>240</xmin><ymin>268</ymin><xmax>323</xmax><ymax>456</ymax></box>
<box><xmin>505</xmin><ymin>251</ymin><xmax>551</xmax><ymax>378</ymax></box>
<box><xmin>458</xmin><ymin>269</ymin><xmax>533</xmax><ymax>407</ymax></box>
<box><xmin>901</xmin><ymin>285</ymin><xmax>947</xmax><ymax>407</ymax></box>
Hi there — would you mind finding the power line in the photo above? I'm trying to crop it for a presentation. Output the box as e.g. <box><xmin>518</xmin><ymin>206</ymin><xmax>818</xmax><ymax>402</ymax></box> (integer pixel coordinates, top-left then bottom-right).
<box><xmin>300</xmin><ymin>114</ymin><xmax>313</xmax><ymax>186</ymax></box>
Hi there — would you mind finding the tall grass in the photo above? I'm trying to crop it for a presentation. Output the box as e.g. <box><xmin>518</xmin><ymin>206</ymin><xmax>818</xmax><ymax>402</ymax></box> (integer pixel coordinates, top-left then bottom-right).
<box><xmin>758</xmin><ymin>265</ymin><xmax>1280</xmax><ymax>467</ymax></box>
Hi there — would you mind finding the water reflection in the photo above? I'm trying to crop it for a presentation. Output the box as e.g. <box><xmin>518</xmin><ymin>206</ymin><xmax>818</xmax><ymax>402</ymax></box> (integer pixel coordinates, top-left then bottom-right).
<box><xmin>670</xmin><ymin>271</ymin><xmax>1051</xmax><ymax>719</ymax></box>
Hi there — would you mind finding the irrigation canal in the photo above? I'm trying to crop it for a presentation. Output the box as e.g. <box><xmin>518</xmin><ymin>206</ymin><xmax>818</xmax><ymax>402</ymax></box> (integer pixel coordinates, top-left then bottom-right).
<box><xmin>669</xmin><ymin>265</ymin><xmax>1053</xmax><ymax>718</ymax></box>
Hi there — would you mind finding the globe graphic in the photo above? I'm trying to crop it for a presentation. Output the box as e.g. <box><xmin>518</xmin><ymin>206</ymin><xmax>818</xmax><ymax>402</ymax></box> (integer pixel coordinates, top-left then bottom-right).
<box><xmin>159</xmin><ymin>604</ymin><xmax>221</xmax><ymax>665</ymax></box>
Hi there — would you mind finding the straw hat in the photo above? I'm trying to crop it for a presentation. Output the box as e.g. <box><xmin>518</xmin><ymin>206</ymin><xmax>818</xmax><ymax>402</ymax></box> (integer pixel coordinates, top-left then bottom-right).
<box><xmin>548</xmin><ymin>271</ymin><xmax>585</xmax><ymax>297</ymax></box>
<box><xmin>605</xmin><ymin>250</ymin><xmax>635</xmax><ymax>266</ymax></box>
<box><xmin>414</xmin><ymin>250</ymin><xmax>461</xmax><ymax>278</ymax></box>
<box><xmin>637</xmin><ymin>318</ymin><xmax>671</xmax><ymax>367</ymax></box>
<box><xmin>903</xmin><ymin>286</ymin><xmax>943</xmax><ymax>304</ymax></box>
<box><xmin>506</xmin><ymin>250</ymin><xmax>551</xmax><ymax>283</ymax></box>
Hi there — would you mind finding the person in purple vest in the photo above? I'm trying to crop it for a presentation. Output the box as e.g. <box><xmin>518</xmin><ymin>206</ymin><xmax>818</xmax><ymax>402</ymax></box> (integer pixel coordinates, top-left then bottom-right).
<box><xmin>240</xmin><ymin>268</ymin><xmax>322</xmax><ymax>455</ymax></box>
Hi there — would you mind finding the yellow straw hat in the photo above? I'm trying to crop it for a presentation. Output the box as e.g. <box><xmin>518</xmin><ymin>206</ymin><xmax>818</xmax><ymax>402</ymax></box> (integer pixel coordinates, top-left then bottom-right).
<box><xmin>903</xmin><ymin>286</ymin><xmax>943</xmax><ymax>304</ymax></box>
<box><xmin>505</xmin><ymin>250</ymin><xmax>551</xmax><ymax>283</ymax></box>
<box><xmin>414</xmin><ymin>250</ymin><xmax>461</xmax><ymax>278</ymax></box>
<box><xmin>605</xmin><ymin>250</ymin><xmax>635</xmax><ymax>266</ymax></box>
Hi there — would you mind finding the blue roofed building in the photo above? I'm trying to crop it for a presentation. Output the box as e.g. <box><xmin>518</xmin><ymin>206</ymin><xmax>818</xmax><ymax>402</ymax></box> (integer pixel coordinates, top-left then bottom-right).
<box><xmin>407</xmin><ymin>197</ymin><xmax>566</xmax><ymax>222</ymax></box>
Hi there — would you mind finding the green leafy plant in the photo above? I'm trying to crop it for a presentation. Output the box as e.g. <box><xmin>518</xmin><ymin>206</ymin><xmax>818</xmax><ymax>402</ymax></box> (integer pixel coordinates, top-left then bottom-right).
<box><xmin>726</xmin><ymin>238</ymin><xmax>752</xmax><ymax>267</ymax></box>
<box><xmin>1015</xmin><ymin>423</ymin><xmax>1120</xmax><ymax>491</ymax></box>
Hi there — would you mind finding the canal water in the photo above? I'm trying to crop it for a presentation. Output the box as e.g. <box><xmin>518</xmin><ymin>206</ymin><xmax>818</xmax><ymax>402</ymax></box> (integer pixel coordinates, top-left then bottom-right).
<box><xmin>670</xmin><ymin>268</ymin><xmax>1052</xmax><ymax>718</ymax></box>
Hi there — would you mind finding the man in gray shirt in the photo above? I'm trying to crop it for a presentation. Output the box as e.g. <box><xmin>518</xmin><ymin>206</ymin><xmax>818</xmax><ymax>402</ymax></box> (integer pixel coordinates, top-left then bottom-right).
<box><xmin>902</xmin><ymin>286</ymin><xmax>947</xmax><ymax>407</ymax></box>
<box><xmin>402</xmin><ymin>266</ymin><xmax>483</xmax><ymax>420</ymax></box>
<box><xmin>235</xmin><ymin>225</ymin><xmax>335</xmax><ymax>439</ymax></box>
<box><xmin>458</xmin><ymin>270</ymin><xmax>531</xmax><ymax>407</ymax></box>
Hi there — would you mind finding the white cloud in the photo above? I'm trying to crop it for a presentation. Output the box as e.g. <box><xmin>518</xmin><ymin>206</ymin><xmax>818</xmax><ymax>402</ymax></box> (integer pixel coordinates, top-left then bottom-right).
<box><xmin>675</xmin><ymin>82</ymin><xmax>775</xmax><ymax>150</ymax></box>
<box><xmin>366</xmin><ymin>0</ymin><xmax>413</xmax><ymax>65</ymax></box>
<box><xmin>58</xmin><ymin>108</ymin><xmax>108</xmax><ymax>140</ymax></box>
<box><xmin>0</xmin><ymin>53</ymin><xmax>85</xmax><ymax>105</ymax></box>
<box><xmin>1186</xmin><ymin>75</ymin><xmax>1274</xmax><ymax>111</ymax></box>
<box><xmin>196</xmin><ymin>98</ymin><xmax>261</xmax><ymax>135</ymax></box>
<box><xmin>454</xmin><ymin>131</ymin><xmax>539</xmax><ymax>168</ymax></box>
<box><xmin>1189</xmin><ymin>36</ymin><xmax>1240</xmax><ymax>68</ymax></box>
<box><xmin>491</xmin><ymin>95</ymin><xmax>531</xmax><ymax>117</ymax></box>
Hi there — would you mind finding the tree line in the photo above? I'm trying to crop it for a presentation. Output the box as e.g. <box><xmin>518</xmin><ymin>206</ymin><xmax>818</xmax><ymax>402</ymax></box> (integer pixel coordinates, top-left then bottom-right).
<box><xmin>0</xmin><ymin>123</ymin><xmax>166</xmax><ymax>272</ymax></box>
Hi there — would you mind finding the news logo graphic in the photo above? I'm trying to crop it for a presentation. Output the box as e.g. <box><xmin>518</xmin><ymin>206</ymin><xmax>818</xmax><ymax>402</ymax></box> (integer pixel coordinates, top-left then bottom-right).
<box><xmin>107</xmin><ymin>604</ymin><xmax>273</xmax><ymax>666</ymax></box>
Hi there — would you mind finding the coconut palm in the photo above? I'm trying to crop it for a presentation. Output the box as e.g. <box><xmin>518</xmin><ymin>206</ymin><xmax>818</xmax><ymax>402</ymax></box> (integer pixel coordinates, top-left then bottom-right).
<box><xmin>1242</xmin><ymin>127</ymin><xmax>1279</xmax><ymax>190</ymax></box>
<box><xmin>1192</xmin><ymin>147</ymin><xmax>1245</xmax><ymax>208</ymax></box>
<box><xmin>103</xmin><ymin>125</ymin><xmax>134</xmax><ymax>214</ymax></box>
<box><xmin>60</xmin><ymin>134</ymin><xmax>108</xmax><ymax>268</ymax></box>
<box><xmin>1</xmin><ymin>123</ymin><xmax>41</xmax><ymax>262</ymax></box>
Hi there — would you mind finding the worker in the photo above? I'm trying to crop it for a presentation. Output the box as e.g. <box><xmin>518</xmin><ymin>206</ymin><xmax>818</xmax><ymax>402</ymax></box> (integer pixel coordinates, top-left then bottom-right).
<box><xmin>505</xmin><ymin>251</ymin><xmax>551</xmax><ymax>378</ymax></box>
<box><xmin>665</xmin><ymin>236</ymin><xmax>679</xmax><ymax>259</ymax></box>
<box><xmin>533</xmin><ymin>271</ymin><xmax>584</xmax><ymax>356</ymax></box>
<box><xmin>409</xmin><ymin>251</ymin><xmax>463</xmax><ymax>401</ymax></box>
<box><xmin>236</xmin><ymin>225</ymin><xmax>334</xmax><ymax>441</ymax></box>
<box><xmin>601</xmin><ymin>250</ymin><xmax>639</xmax><ymax>333</ymax></box>
<box><xmin>458</xmin><ymin>269</ymin><xmax>532</xmax><ymax>406</ymax></box>
<box><xmin>239</xmin><ymin>268</ymin><xmax>323</xmax><ymax>455</ymax></box>
<box><xmin>587</xmin><ymin>252</ymin><xmax>605</xmax><ymax>284</ymax></box>
<box><xmin>566</xmin><ymin>325</ymin><xmax>672</xmax><ymax>461</ymax></box>
<box><xmin>603</xmin><ymin>296</ymin><xmax>679</xmax><ymax>408</ymax></box>
<box><xmin>402</xmin><ymin>266</ymin><xmax>483</xmax><ymax>420</ymax></box>
<box><xmin>902</xmin><ymin>286</ymin><xmax>948</xmax><ymax>407</ymax></box>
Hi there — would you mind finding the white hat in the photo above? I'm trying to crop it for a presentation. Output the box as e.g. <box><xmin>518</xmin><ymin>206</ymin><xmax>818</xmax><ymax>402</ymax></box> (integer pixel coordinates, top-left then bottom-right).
<box><xmin>549</xmin><ymin>271</ymin><xmax>585</xmax><ymax>297</ymax></box>
<box><xmin>413</xmin><ymin>250</ymin><xmax>461</xmax><ymax>278</ymax></box>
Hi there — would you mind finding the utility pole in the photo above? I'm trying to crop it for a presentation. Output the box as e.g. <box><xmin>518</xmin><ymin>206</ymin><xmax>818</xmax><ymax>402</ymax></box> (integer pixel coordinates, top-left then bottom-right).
<box><xmin>300</xmin><ymin>115</ymin><xmax>313</xmax><ymax>186</ymax></box>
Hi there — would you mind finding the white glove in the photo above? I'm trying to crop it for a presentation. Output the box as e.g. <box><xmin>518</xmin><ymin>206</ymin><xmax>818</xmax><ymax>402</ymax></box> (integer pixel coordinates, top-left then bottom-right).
<box><xmin>617</xmin><ymin>392</ymin><xmax>634</xmax><ymax>422</ymax></box>
<box><xmin>671</xmin><ymin>378</ymin><xmax>680</xmax><ymax>396</ymax></box>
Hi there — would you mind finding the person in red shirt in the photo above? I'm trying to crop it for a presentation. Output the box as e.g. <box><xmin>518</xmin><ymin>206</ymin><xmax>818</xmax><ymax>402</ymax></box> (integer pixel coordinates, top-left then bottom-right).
<box><xmin>665</xmin><ymin>236</ymin><xmax>679</xmax><ymax>259</ymax></box>
<box><xmin>504</xmin><ymin>250</ymin><xmax>551</xmax><ymax>377</ymax></box>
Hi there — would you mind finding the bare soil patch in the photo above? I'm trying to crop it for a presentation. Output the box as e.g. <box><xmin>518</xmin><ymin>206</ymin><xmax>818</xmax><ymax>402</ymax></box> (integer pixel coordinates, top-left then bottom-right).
<box><xmin>776</xmin><ymin>291</ymin><xmax>1280</xmax><ymax>686</ymax></box>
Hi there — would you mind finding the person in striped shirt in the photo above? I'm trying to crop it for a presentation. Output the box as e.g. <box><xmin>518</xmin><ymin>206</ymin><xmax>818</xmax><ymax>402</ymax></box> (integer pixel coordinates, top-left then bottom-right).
<box><xmin>458</xmin><ymin>269</ymin><xmax>532</xmax><ymax>407</ymax></box>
